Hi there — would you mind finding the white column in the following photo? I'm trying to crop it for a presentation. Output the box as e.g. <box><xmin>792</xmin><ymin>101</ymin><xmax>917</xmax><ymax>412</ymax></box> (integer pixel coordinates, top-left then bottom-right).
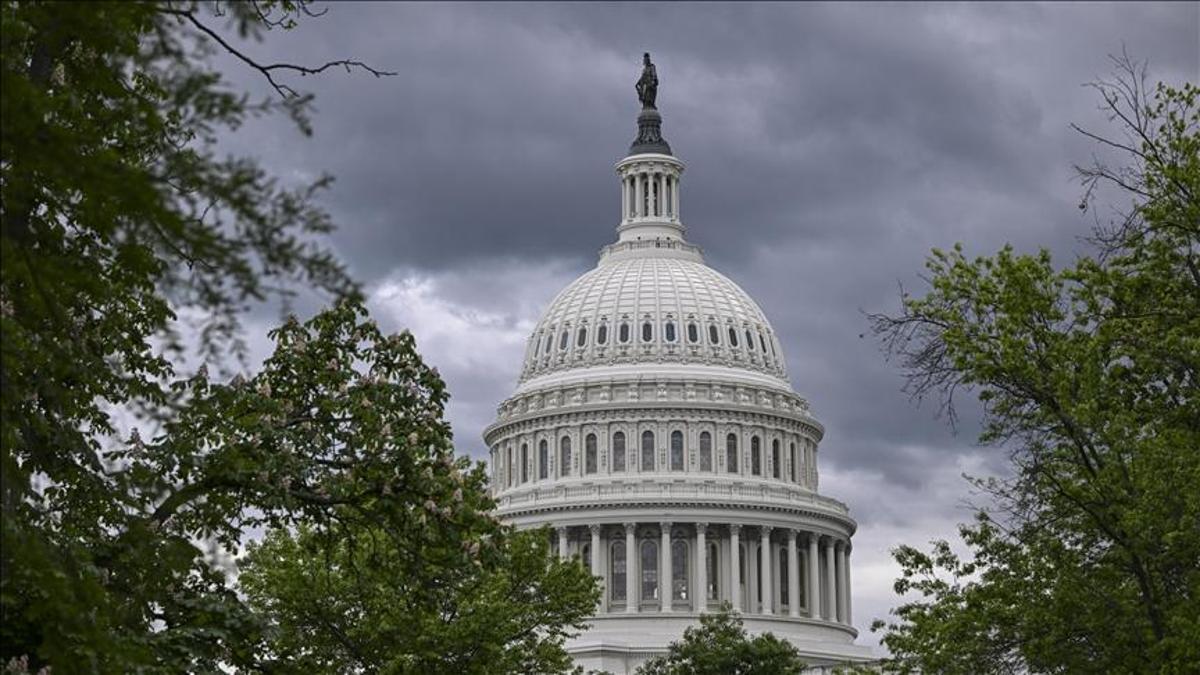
<box><xmin>558</xmin><ymin>527</ymin><xmax>569</xmax><ymax>560</ymax></box>
<box><xmin>729</xmin><ymin>525</ymin><xmax>741</xmax><ymax>612</ymax></box>
<box><xmin>824</xmin><ymin>537</ymin><xmax>837</xmax><ymax>621</ymax></box>
<box><xmin>807</xmin><ymin>533</ymin><xmax>820</xmax><ymax>618</ymax></box>
<box><xmin>591</xmin><ymin>524</ymin><xmax>603</xmax><ymax>611</ymax></box>
<box><xmin>787</xmin><ymin>530</ymin><xmax>800</xmax><ymax>617</ymax></box>
<box><xmin>845</xmin><ymin>544</ymin><xmax>853</xmax><ymax>626</ymax></box>
<box><xmin>760</xmin><ymin>527</ymin><xmax>773</xmax><ymax>615</ymax></box>
<box><xmin>661</xmin><ymin>522</ymin><xmax>673</xmax><ymax>612</ymax></box>
<box><xmin>634</xmin><ymin>173</ymin><xmax>643</xmax><ymax>218</ymax></box>
<box><xmin>672</xmin><ymin>175</ymin><xmax>680</xmax><ymax>220</ymax></box>
<box><xmin>836</xmin><ymin>540</ymin><xmax>848</xmax><ymax>624</ymax></box>
<box><xmin>620</xmin><ymin>175</ymin><xmax>628</xmax><ymax>221</ymax></box>
<box><xmin>625</xmin><ymin>523</ymin><xmax>637</xmax><ymax>613</ymax></box>
<box><xmin>696</xmin><ymin>523</ymin><xmax>708</xmax><ymax>613</ymax></box>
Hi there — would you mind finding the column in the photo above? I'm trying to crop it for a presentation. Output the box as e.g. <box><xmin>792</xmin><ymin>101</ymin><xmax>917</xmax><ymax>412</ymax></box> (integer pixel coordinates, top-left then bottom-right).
<box><xmin>729</xmin><ymin>525</ymin><xmax>742</xmax><ymax>612</ymax></box>
<box><xmin>590</xmin><ymin>525</ymin><xmax>603</xmax><ymax>610</ymax></box>
<box><xmin>657</xmin><ymin>173</ymin><xmax>665</xmax><ymax>216</ymax></box>
<box><xmin>557</xmin><ymin>527</ymin><xmax>569</xmax><ymax>560</ymax></box>
<box><xmin>696</xmin><ymin>523</ymin><xmax>708</xmax><ymax>613</ymax></box>
<box><xmin>634</xmin><ymin>173</ymin><xmax>643</xmax><ymax>218</ymax></box>
<box><xmin>836</xmin><ymin>540</ymin><xmax>848</xmax><ymax>624</ymax></box>
<box><xmin>787</xmin><ymin>530</ymin><xmax>800</xmax><ymax>617</ymax></box>
<box><xmin>824</xmin><ymin>537</ymin><xmax>837</xmax><ymax>621</ymax></box>
<box><xmin>621</xmin><ymin>175</ymin><xmax>628</xmax><ymax>220</ymax></box>
<box><xmin>807</xmin><ymin>533</ymin><xmax>820</xmax><ymax>619</ymax></box>
<box><xmin>672</xmin><ymin>175</ymin><xmax>680</xmax><ymax>220</ymax></box>
<box><xmin>760</xmin><ymin>527</ymin><xmax>773</xmax><ymax>614</ymax></box>
<box><xmin>845</xmin><ymin>545</ymin><xmax>853</xmax><ymax>626</ymax></box>
<box><xmin>661</xmin><ymin>522</ymin><xmax>673</xmax><ymax>612</ymax></box>
<box><xmin>625</xmin><ymin>523</ymin><xmax>637</xmax><ymax>613</ymax></box>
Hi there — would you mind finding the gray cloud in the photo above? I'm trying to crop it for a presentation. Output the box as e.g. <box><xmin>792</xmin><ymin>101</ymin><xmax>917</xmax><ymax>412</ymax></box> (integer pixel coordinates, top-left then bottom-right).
<box><xmin>209</xmin><ymin>1</ymin><xmax>1198</xmax><ymax>647</ymax></box>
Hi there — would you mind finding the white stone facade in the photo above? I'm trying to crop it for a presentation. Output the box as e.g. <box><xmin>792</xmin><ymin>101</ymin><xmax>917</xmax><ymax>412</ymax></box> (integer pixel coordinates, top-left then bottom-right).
<box><xmin>485</xmin><ymin>104</ymin><xmax>872</xmax><ymax>673</ymax></box>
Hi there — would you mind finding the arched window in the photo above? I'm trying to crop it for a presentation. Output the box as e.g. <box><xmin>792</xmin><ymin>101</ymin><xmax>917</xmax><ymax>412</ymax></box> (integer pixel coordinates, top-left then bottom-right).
<box><xmin>707</xmin><ymin>541</ymin><xmax>719</xmax><ymax>601</ymax></box>
<box><xmin>611</xmin><ymin>541</ymin><xmax>627</xmax><ymax>602</ymax></box>
<box><xmin>544</xmin><ymin>332</ymin><xmax>553</xmax><ymax>354</ymax></box>
<box><xmin>726</xmin><ymin>433</ymin><xmax>738</xmax><ymax>473</ymax></box>
<box><xmin>641</xmin><ymin>321</ymin><xmax>653</xmax><ymax>342</ymax></box>
<box><xmin>641</xmin><ymin>431</ymin><xmax>655</xmax><ymax>471</ymax></box>
<box><xmin>779</xmin><ymin>547</ymin><xmax>789</xmax><ymax>607</ymax></box>
<box><xmin>597</xmin><ymin>323</ymin><xmax>608</xmax><ymax>345</ymax></box>
<box><xmin>672</xmin><ymin>539</ymin><xmax>688</xmax><ymax>601</ymax></box>
<box><xmin>577</xmin><ymin>327</ymin><xmax>587</xmax><ymax>347</ymax></box>
<box><xmin>790</xmin><ymin>442</ymin><xmax>796</xmax><ymax>483</ymax></box>
<box><xmin>758</xmin><ymin>332</ymin><xmax>768</xmax><ymax>353</ymax></box>
<box><xmin>728</xmin><ymin>327</ymin><xmax>739</xmax><ymax>347</ymax></box>
<box><xmin>699</xmin><ymin>431</ymin><xmax>713</xmax><ymax>472</ymax></box>
<box><xmin>751</xmin><ymin>436</ymin><xmax>762</xmax><ymax>476</ymax></box>
<box><xmin>520</xmin><ymin>443</ymin><xmax>528</xmax><ymax>483</ymax></box>
<box><xmin>687</xmin><ymin>323</ymin><xmax>699</xmax><ymax>343</ymax></box>
<box><xmin>559</xmin><ymin>330</ymin><xmax>569</xmax><ymax>350</ymax></box>
<box><xmin>664</xmin><ymin>321</ymin><xmax>676</xmax><ymax>342</ymax></box>
<box><xmin>641</xmin><ymin>540</ymin><xmax>659</xmax><ymax>601</ymax></box>
<box><xmin>585</xmin><ymin>433</ymin><xmax>598</xmax><ymax>474</ymax></box>
<box><xmin>709</xmin><ymin>324</ymin><xmax>720</xmax><ymax>344</ymax></box>
<box><xmin>559</xmin><ymin>436</ymin><xmax>571</xmax><ymax>478</ymax></box>
<box><xmin>756</xmin><ymin>546</ymin><xmax>763</xmax><ymax>603</ymax></box>
<box><xmin>539</xmin><ymin>440</ymin><xmax>548</xmax><ymax>480</ymax></box>
<box><xmin>612</xmin><ymin>431</ymin><xmax>626</xmax><ymax>472</ymax></box>
<box><xmin>670</xmin><ymin>431</ymin><xmax>684</xmax><ymax>471</ymax></box>
<box><xmin>619</xmin><ymin>322</ymin><xmax>630</xmax><ymax>343</ymax></box>
<box><xmin>772</xmin><ymin>439</ymin><xmax>781</xmax><ymax>479</ymax></box>
<box><xmin>746</xmin><ymin>329</ymin><xmax>755</xmax><ymax>350</ymax></box>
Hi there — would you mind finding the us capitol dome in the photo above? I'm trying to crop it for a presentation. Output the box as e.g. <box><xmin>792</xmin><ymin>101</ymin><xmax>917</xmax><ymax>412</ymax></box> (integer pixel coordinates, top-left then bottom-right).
<box><xmin>484</xmin><ymin>54</ymin><xmax>873</xmax><ymax>673</ymax></box>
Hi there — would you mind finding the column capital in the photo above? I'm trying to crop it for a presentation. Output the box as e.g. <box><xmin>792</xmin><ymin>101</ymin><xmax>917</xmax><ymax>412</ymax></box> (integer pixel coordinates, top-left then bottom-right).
<box><xmin>623</xmin><ymin>521</ymin><xmax>636</xmax><ymax>532</ymax></box>
<box><xmin>729</xmin><ymin>523</ymin><xmax>742</xmax><ymax>534</ymax></box>
<box><xmin>786</xmin><ymin>528</ymin><xmax>798</xmax><ymax>542</ymax></box>
<box><xmin>760</xmin><ymin>525</ymin><xmax>773</xmax><ymax>536</ymax></box>
<box><xmin>589</xmin><ymin>523</ymin><xmax>602</xmax><ymax>535</ymax></box>
<box><xmin>660</xmin><ymin>521</ymin><xmax>673</xmax><ymax>530</ymax></box>
<box><xmin>834</xmin><ymin>538</ymin><xmax>845</xmax><ymax>551</ymax></box>
<box><xmin>695</xmin><ymin>521</ymin><xmax>708</xmax><ymax>533</ymax></box>
<box><xmin>556</xmin><ymin>526</ymin><xmax>568</xmax><ymax>535</ymax></box>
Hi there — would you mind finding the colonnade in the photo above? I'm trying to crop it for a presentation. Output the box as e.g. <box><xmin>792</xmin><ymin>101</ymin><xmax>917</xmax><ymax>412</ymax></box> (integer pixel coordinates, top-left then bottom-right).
<box><xmin>553</xmin><ymin>521</ymin><xmax>852</xmax><ymax>626</ymax></box>
<box><xmin>621</xmin><ymin>170</ymin><xmax>679</xmax><ymax>221</ymax></box>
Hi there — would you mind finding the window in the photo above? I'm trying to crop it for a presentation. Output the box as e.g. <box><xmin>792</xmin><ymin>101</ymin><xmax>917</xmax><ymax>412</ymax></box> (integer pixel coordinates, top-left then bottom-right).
<box><xmin>772</xmin><ymin>439</ymin><xmax>781</xmax><ymax>479</ymax></box>
<box><xmin>707</xmin><ymin>542</ymin><xmax>719</xmax><ymax>601</ymax></box>
<box><xmin>539</xmin><ymin>440</ymin><xmax>548</xmax><ymax>480</ymax></box>
<box><xmin>756</xmin><ymin>547</ymin><xmax>763</xmax><ymax>603</ymax></box>
<box><xmin>790</xmin><ymin>442</ymin><xmax>797</xmax><ymax>483</ymax></box>
<box><xmin>612</xmin><ymin>431</ymin><xmax>626</xmax><ymax>472</ymax></box>
<box><xmin>699</xmin><ymin>432</ymin><xmax>713</xmax><ymax>472</ymax></box>
<box><xmin>641</xmin><ymin>431</ymin><xmax>655</xmax><ymax>471</ymax></box>
<box><xmin>611</xmin><ymin>542</ymin><xmax>627</xmax><ymax>601</ymax></box>
<box><xmin>666</xmin><ymin>177</ymin><xmax>673</xmax><ymax>216</ymax></box>
<box><xmin>709</xmin><ymin>324</ymin><xmax>720</xmax><ymax>344</ymax></box>
<box><xmin>544</xmin><ymin>332</ymin><xmax>553</xmax><ymax>354</ymax></box>
<box><xmin>759</xmin><ymin>332</ymin><xmax>767</xmax><ymax>353</ymax></box>
<box><xmin>670</xmin><ymin>431</ymin><xmax>684</xmax><ymax>471</ymax></box>
<box><xmin>577</xmin><ymin>327</ymin><xmax>587</xmax><ymax>347</ymax></box>
<box><xmin>641</xmin><ymin>321</ymin><xmax>653</xmax><ymax>342</ymax></box>
<box><xmin>559</xmin><ymin>436</ymin><xmax>571</xmax><ymax>477</ymax></box>
<box><xmin>641</xmin><ymin>540</ymin><xmax>659</xmax><ymax>601</ymax></box>
<box><xmin>582</xmin><ymin>543</ymin><xmax>592</xmax><ymax>572</ymax></box>
<box><xmin>585</xmin><ymin>433</ymin><xmax>598</xmax><ymax>474</ymax></box>
<box><xmin>665</xmin><ymin>321</ymin><xmax>676</xmax><ymax>342</ymax></box>
<box><xmin>738</xmin><ymin>544</ymin><xmax>747</xmax><ymax>610</ymax></box>
<box><xmin>672</xmin><ymin>539</ymin><xmax>688</xmax><ymax>600</ymax></box>
<box><xmin>619</xmin><ymin>322</ymin><xmax>630</xmax><ymax>343</ymax></box>
<box><xmin>779</xmin><ymin>548</ymin><xmax>789</xmax><ymax>607</ymax></box>
<box><xmin>751</xmin><ymin>436</ymin><xmax>762</xmax><ymax>475</ymax></box>
<box><xmin>746</xmin><ymin>329</ymin><xmax>755</xmax><ymax>350</ymax></box>
<box><xmin>559</xmin><ymin>330</ymin><xmax>568</xmax><ymax>350</ymax></box>
<box><xmin>728</xmin><ymin>327</ymin><xmax>739</xmax><ymax>347</ymax></box>
<box><xmin>726</xmin><ymin>434</ymin><xmax>738</xmax><ymax>473</ymax></box>
<box><xmin>597</xmin><ymin>324</ymin><xmax>608</xmax><ymax>345</ymax></box>
<box><xmin>520</xmin><ymin>443</ymin><xmax>528</xmax><ymax>483</ymax></box>
<box><xmin>687</xmin><ymin>323</ymin><xmax>699</xmax><ymax>343</ymax></box>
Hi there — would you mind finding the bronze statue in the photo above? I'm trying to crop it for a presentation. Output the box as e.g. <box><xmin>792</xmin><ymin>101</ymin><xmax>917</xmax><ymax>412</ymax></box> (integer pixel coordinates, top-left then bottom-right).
<box><xmin>636</xmin><ymin>52</ymin><xmax>658</xmax><ymax>109</ymax></box>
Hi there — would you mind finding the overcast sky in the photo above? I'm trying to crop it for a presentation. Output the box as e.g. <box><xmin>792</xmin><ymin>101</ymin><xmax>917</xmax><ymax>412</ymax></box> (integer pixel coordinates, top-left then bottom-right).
<box><xmin>211</xmin><ymin>2</ymin><xmax>1198</xmax><ymax>649</ymax></box>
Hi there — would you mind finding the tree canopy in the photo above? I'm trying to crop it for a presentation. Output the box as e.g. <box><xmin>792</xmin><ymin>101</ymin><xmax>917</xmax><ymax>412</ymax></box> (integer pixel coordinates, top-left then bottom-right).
<box><xmin>869</xmin><ymin>55</ymin><xmax>1199</xmax><ymax>674</ymax></box>
<box><xmin>1</xmin><ymin>2</ymin><xmax>597</xmax><ymax>672</ymax></box>
<box><xmin>635</xmin><ymin>606</ymin><xmax>808</xmax><ymax>675</ymax></box>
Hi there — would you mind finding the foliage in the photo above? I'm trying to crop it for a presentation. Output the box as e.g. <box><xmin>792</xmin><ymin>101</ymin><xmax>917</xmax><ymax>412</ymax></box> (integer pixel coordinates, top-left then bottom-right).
<box><xmin>869</xmin><ymin>55</ymin><xmax>1199</xmax><ymax>674</ymax></box>
<box><xmin>636</xmin><ymin>605</ymin><xmax>807</xmax><ymax>675</ymax></box>
<box><xmin>0</xmin><ymin>2</ymin><xmax>599</xmax><ymax>672</ymax></box>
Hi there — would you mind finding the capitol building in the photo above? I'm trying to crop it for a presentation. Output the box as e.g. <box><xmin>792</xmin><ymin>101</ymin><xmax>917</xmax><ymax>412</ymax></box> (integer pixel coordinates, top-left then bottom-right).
<box><xmin>485</xmin><ymin>56</ymin><xmax>873</xmax><ymax>673</ymax></box>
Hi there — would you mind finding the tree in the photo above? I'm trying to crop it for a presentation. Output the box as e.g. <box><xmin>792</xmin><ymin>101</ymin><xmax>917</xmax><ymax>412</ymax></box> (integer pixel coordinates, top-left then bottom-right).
<box><xmin>869</xmin><ymin>55</ymin><xmax>1199</xmax><ymax>674</ymax></box>
<box><xmin>1</xmin><ymin>2</ymin><xmax>599</xmax><ymax>672</ymax></box>
<box><xmin>636</xmin><ymin>606</ymin><xmax>807</xmax><ymax>675</ymax></box>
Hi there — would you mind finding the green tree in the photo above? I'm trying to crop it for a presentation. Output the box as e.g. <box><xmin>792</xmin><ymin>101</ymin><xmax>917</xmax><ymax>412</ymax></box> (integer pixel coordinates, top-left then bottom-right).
<box><xmin>869</xmin><ymin>55</ymin><xmax>1199</xmax><ymax>674</ymax></box>
<box><xmin>636</xmin><ymin>606</ymin><xmax>807</xmax><ymax>675</ymax></box>
<box><xmin>0</xmin><ymin>2</ymin><xmax>599</xmax><ymax>672</ymax></box>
